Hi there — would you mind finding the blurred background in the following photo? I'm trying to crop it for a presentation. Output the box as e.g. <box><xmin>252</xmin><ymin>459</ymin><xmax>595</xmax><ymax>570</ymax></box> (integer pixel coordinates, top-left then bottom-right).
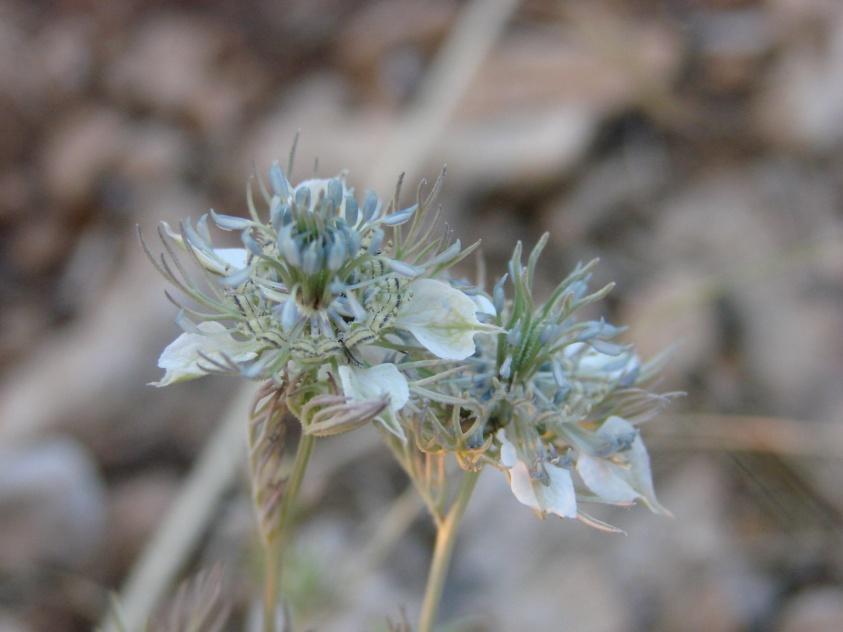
<box><xmin>1</xmin><ymin>0</ymin><xmax>843</xmax><ymax>630</ymax></box>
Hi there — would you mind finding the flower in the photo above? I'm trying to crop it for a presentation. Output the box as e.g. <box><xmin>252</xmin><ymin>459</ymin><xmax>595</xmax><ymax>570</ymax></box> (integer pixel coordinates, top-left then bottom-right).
<box><xmin>145</xmin><ymin>161</ymin><xmax>500</xmax><ymax>380</ymax></box>
<box><xmin>434</xmin><ymin>235</ymin><xmax>676</xmax><ymax>529</ymax></box>
<box><xmin>145</xmin><ymin>158</ymin><xmax>506</xmax><ymax>452</ymax></box>
<box><xmin>153</xmin><ymin>322</ymin><xmax>259</xmax><ymax>386</ymax></box>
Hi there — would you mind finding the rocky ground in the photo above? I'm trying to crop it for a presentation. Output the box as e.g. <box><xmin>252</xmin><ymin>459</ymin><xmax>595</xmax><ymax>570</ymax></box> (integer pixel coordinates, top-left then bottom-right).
<box><xmin>1</xmin><ymin>0</ymin><xmax>842</xmax><ymax>630</ymax></box>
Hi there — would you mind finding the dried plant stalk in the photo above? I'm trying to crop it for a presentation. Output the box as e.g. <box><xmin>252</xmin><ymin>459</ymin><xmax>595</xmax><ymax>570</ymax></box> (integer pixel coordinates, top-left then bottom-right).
<box><xmin>386</xmin><ymin>608</ymin><xmax>413</xmax><ymax>632</ymax></box>
<box><xmin>152</xmin><ymin>565</ymin><xmax>231</xmax><ymax>632</ymax></box>
<box><xmin>248</xmin><ymin>380</ymin><xmax>289</xmax><ymax>546</ymax></box>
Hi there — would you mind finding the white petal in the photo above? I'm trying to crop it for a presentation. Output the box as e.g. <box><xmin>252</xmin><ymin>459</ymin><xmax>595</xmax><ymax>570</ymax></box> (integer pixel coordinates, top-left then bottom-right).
<box><xmin>537</xmin><ymin>466</ymin><xmax>578</xmax><ymax>518</ymax></box>
<box><xmin>294</xmin><ymin>178</ymin><xmax>349</xmax><ymax>215</ymax></box>
<box><xmin>566</xmin><ymin>344</ymin><xmax>639</xmax><ymax>380</ymax></box>
<box><xmin>153</xmin><ymin>321</ymin><xmax>257</xmax><ymax>387</ymax></box>
<box><xmin>599</xmin><ymin>416</ymin><xmax>669</xmax><ymax>514</ymax></box>
<box><xmin>508</xmin><ymin>460</ymin><xmax>541</xmax><ymax>511</ymax></box>
<box><xmin>497</xmin><ymin>429</ymin><xmax>576</xmax><ymax>518</ymax></box>
<box><xmin>471</xmin><ymin>294</ymin><xmax>496</xmax><ymax>317</ymax></box>
<box><xmin>294</xmin><ymin>179</ymin><xmax>327</xmax><ymax>213</ymax></box>
<box><xmin>396</xmin><ymin>279</ymin><xmax>501</xmax><ymax>360</ymax></box>
<box><xmin>576</xmin><ymin>454</ymin><xmax>639</xmax><ymax>503</ymax></box>
<box><xmin>627</xmin><ymin>427</ymin><xmax>669</xmax><ymax>514</ymax></box>
<box><xmin>496</xmin><ymin>429</ymin><xmax>519</xmax><ymax>468</ymax></box>
<box><xmin>496</xmin><ymin>429</ymin><xmax>539</xmax><ymax>509</ymax></box>
<box><xmin>597</xmin><ymin>415</ymin><xmax>636</xmax><ymax>440</ymax></box>
<box><xmin>562</xmin><ymin>341</ymin><xmax>586</xmax><ymax>357</ymax></box>
<box><xmin>338</xmin><ymin>363</ymin><xmax>409</xmax><ymax>413</ymax></box>
<box><xmin>214</xmin><ymin>248</ymin><xmax>248</xmax><ymax>270</ymax></box>
<box><xmin>160</xmin><ymin>224</ymin><xmax>247</xmax><ymax>275</ymax></box>
<box><xmin>190</xmin><ymin>249</ymin><xmax>239</xmax><ymax>275</ymax></box>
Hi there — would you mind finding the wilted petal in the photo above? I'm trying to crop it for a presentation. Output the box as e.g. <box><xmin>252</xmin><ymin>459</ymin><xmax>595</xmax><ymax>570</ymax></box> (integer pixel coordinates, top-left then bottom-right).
<box><xmin>396</xmin><ymin>279</ymin><xmax>502</xmax><ymax>360</ymax></box>
<box><xmin>153</xmin><ymin>321</ymin><xmax>258</xmax><ymax>387</ymax></box>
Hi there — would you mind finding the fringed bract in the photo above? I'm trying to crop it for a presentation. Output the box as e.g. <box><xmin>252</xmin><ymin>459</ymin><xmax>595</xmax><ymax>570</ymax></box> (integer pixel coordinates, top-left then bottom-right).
<box><xmin>248</xmin><ymin>381</ymin><xmax>290</xmax><ymax>546</ymax></box>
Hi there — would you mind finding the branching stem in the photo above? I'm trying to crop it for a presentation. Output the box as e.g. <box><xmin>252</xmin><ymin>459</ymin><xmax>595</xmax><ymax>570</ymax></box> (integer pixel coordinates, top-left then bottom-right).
<box><xmin>418</xmin><ymin>468</ymin><xmax>480</xmax><ymax>632</ymax></box>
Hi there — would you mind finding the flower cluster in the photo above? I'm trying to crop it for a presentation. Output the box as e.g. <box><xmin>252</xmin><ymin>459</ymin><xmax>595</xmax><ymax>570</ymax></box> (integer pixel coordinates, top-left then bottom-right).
<box><xmin>146</xmin><ymin>159</ymin><xmax>673</xmax><ymax>530</ymax></box>
<box><xmin>144</xmin><ymin>162</ymin><xmax>499</xmax><ymax>440</ymax></box>
<box><xmin>405</xmin><ymin>237</ymin><xmax>675</xmax><ymax>530</ymax></box>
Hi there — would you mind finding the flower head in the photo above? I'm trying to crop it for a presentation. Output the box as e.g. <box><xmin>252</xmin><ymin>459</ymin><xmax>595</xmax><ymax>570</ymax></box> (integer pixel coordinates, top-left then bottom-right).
<box><xmin>143</xmin><ymin>159</ymin><xmax>500</xmax><ymax>441</ymax></box>
<box><xmin>411</xmin><ymin>235</ymin><xmax>676</xmax><ymax>530</ymax></box>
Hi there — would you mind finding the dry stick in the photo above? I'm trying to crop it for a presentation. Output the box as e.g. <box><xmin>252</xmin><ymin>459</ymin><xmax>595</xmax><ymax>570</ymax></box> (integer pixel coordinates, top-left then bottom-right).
<box><xmin>99</xmin><ymin>385</ymin><xmax>257</xmax><ymax>632</ymax></box>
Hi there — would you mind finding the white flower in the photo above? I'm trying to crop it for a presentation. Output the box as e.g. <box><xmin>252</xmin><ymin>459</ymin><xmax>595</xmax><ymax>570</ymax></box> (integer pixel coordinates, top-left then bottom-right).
<box><xmin>337</xmin><ymin>363</ymin><xmax>409</xmax><ymax>440</ymax></box>
<box><xmin>497</xmin><ymin>429</ymin><xmax>577</xmax><ymax>519</ymax></box>
<box><xmin>575</xmin><ymin>416</ymin><xmax>668</xmax><ymax>513</ymax></box>
<box><xmin>153</xmin><ymin>321</ymin><xmax>258</xmax><ymax>386</ymax></box>
<box><xmin>396</xmin><ymin>279</ymin><xmax>501</xmax><ymax>361</ymax></box>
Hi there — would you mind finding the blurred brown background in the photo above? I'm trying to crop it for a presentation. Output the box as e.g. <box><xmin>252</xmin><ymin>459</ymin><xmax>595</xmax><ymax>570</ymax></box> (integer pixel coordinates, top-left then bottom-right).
<box><xmin>1</xmin><ymin>0</ymin><xmax>843</xmax><ymax>630</ymax></box>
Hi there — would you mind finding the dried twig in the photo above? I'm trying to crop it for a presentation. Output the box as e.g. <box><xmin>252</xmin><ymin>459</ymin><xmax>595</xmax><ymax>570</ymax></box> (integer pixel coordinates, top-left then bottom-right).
<box><xmin>248</xmin><ymin>381</ymin><xmax>290</xmax><ymax>545</ymax></box>
<box><xmin>153</xmin><ymin>565</ymin><xmax>231</xmax><ymax>632</ymax></box>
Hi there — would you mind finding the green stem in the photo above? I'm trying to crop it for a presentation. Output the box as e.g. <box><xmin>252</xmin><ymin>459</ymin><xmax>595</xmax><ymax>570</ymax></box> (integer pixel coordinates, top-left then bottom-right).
<box><xmin>418</xmin><ymin>469</ymin><xmax>481</xmax><ymax>632</ymax></box>
<box><xmin>263</xmin><ymin>432</ymin><xmax>316</xmax><ymax>632</ymax></box>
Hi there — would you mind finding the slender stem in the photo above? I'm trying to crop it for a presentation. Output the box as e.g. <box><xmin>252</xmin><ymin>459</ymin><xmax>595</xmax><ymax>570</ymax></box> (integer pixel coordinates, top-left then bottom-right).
<box><xmin>263</xmin><ymin>432</ymin><xmax>316</xmax><ymax>632</ymax></box>
<box><xmin>262</xmin><ymin>538</ymin><xmax>281</xmax><ymax>632</ymax></box>
<box><xmin>418</xmin><ymin>469</ymin><xmax>481</xmax><ymax>632</ymax></box>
